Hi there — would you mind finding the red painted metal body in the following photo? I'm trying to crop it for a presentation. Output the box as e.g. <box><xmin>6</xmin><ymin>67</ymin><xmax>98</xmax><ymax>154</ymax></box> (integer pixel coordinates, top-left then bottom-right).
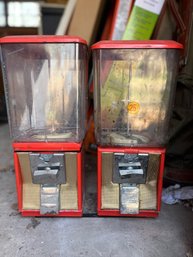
<box><xmin>97</xmin><ymin>146</ymin><xmax>165</xmax><ymax>218</ymax></box>
<box><xmin>13</xmin><ymin>142</ymin><xmax>83</xmax><ymax>217</ymax></box>
<box><xmin>13</xmin><ymin>142</ymin><xmax>82</xmax><ymax>152</ymax></box>
<box><xmin>91</xmin><ymin>40</ymin><xmax>183</xmax><ymax>50</ymax></box>
<box><xmin>0</xmin><ymin>35</ymin><xmax>87</xmax><ymax>45</ymax></box>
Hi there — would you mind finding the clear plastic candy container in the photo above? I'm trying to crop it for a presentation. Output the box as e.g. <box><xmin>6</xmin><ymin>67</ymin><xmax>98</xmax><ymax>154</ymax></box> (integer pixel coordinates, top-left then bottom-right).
<box><xmin>92</xmin><ymin>40</ymin><xmax>182</xmax><ymax>147</ymax></box>
<box><xmin>0</xmin><ymin>36</ymin><xmax>87</xmax><ymax>142</ymax></box>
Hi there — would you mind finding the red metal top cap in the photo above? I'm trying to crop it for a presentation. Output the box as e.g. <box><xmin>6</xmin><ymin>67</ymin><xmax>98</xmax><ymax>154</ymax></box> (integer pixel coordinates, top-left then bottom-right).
<box><xmin>0</xmin><ymin>35</ymin><xmax>87</xmax><ymax>45</ymax></box>
<box><xmin>91</xmin><ymin>40</ymin><xmax>183</xmax><ymax>50</ymax></box>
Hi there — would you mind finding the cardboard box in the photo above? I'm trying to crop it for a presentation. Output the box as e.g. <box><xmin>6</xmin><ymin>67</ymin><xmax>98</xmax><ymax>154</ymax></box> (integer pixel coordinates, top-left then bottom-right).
<box><xmin>67</xmin><ymin>0</ymin><xmax>105</xmax><ymax>45</ymax></box>
<box><xmin>45</xmin><ymin>0</ymin><xmax>68</xmax><ymax>4</ymax></box>
<box><xmin>123</xmin><ymin>0</ymin><xmax>165</xmax><ymax>40</ymax></box>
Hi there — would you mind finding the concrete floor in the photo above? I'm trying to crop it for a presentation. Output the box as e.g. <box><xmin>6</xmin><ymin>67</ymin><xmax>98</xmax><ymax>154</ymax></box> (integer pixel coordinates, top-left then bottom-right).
<box><xmin>0</xmin><ymin>123</ymin><xmax>193</xmax><ymax>257</ymax></box>
<box><xmin>0</xmin><ymin>123</ymin><xmax>13</xmax><ymax>172</ymax></box>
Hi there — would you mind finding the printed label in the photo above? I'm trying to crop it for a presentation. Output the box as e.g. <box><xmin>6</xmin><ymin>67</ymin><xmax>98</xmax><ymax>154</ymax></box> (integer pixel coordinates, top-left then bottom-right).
<box><xmin>135</xmin><ymin>0</ymin><xmax>165</xmax><ymax>15</ymax></box>
<box><xmin>128</xmin><ymin>101</ymin><xmax>140</xmax><ymax>114</ymax></box>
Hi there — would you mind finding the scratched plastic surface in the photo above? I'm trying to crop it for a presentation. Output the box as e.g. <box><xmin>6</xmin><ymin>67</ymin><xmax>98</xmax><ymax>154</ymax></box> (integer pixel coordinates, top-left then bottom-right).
<box><xmin>1</xmin><ymin>43</ymin><xmax>87</xmax><ymax>142</ymax></box>
<box><xmin>93</xmin><ymin>48</ymin><xmax>179</xmax><ymax>146</ymax></box>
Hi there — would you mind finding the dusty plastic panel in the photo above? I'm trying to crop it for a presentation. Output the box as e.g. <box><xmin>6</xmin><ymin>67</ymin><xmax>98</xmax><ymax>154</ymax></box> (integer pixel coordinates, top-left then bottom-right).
<box><xmin>0</xmin><ymin>37</ymin><xmax>87</xmax><ymax>142</ymax></box>
<box><xmin>92</xmin><ymin>41</ymin><xmax>182</xmax><ymax>147</ymax></box>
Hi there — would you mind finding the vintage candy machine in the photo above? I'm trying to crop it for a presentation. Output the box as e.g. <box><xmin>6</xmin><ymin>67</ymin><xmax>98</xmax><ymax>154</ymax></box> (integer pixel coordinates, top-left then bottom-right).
<box><xmin>0</xmin><ymin>36</ymin><xmax>88</xmax><ymax>217</ymax></box>
<box><xmin>92</xmin><ymin>40</ymin><xmax>182</xmax><ymax>217</ymax></box>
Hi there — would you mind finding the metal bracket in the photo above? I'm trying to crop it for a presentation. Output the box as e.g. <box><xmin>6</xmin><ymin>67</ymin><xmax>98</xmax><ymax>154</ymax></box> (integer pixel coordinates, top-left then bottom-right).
<box><xmin>30</xmin><ymin>153</ymin><xmax>66</xmax><ymax>184</ymax></box>
<box><xmin>120</xmin><ymin>184</ymin><xmax>139</xmax><ymax>214</ymax></box>
<box><xmin>113</xmin><ymin>153</ymin><xmax>149</xmax><ymax>184</ymax></box>
<box><xmin>40</xmin><ymin>185</ymin><xmax>60</xmax><ymax>215</ymax></box>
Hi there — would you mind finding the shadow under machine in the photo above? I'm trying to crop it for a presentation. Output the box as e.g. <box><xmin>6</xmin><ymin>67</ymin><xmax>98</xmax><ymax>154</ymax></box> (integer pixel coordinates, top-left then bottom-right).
<box><xmin>92</xmin><ymin>40</ymin><xmax>182</xmax><ymax>217</ymax></box>
<box><xmin>0</xmin><ymin>36</ymin><xmax>88</xmax><ymax>216</ymax></box>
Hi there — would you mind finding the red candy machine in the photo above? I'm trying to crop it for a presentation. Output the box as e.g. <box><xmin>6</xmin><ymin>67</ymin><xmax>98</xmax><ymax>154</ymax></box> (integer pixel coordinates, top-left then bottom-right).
<box><xmin>92</xmin><ymin>40</ymin><xmax>182</xmax><ymax>217</ymax></box>
<box><xmin>0</xmin><ymin>36</ymin><xmax>88</xmax><ymax>217</ymax></box>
